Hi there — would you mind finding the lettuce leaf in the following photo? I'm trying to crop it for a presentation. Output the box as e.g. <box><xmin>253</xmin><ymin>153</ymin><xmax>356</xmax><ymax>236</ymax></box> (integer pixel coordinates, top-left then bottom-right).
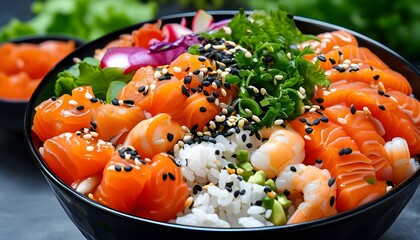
<box><xmin>0</xmin><ymin>0</ymin><xmax>157</xmax><ymax>42</ymax></box>
<box><xmin>55</xmin><ymin>57</ymin><xmax>133</xmax><ymax>103</ymax></box>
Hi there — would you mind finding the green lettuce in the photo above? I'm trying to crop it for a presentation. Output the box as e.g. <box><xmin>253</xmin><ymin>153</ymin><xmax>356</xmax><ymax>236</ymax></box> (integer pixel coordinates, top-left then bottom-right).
<box><xmin>0</xmin><ymin>0</ymin><xmax>157</xmax><ymax>42</ymax></box>
<box><xmin>55</xmin><ymin>57</ymin><xmax>133</xmax><ymax>103</ymax></box>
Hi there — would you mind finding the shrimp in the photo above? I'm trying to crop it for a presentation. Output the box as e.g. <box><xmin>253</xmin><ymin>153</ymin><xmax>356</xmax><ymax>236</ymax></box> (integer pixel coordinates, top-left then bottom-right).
<box><xmin>275</xmin><ymin>163</ymin><xmax>337</xmax><ymax>224</ymax></box>
<box><xmin>250</xmin><ymin>125</ymin><xmax>305</xmax><ymax>179</ymax></box>
<box><xmin>384</xmin><ymin>137</ymin><xmax>420</xmax><ymax>185</ymax></box>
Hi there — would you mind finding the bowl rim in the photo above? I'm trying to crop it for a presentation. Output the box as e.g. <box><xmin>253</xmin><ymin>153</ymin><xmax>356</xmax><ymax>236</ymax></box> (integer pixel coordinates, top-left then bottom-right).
<box><xmin>24</xmin><ymin>10</ymin><xmax>420</xmax><ymax>231</ymax></box>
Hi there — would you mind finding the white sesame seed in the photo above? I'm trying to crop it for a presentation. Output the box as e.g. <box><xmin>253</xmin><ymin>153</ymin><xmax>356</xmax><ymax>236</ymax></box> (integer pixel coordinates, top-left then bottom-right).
<box><xmin>363</xmin><ymin>106</ymin><xmax>371</xmax><ymax>115</ymax></box>
<box><xmin>245</xmin><ymin>51</ymin><xmax>252</xmax><ymax>58</ymax></box>
<box><xmin>215</xmin><ymin>98</ymin><xmax>220</xmax><ymax>106</ymax></box>
<box><xmin>154</xmin><ymin>71</ymin><xmax>162</xmax><ymax>79</ymax></box>
<box><xmin>181</xmin><ymin>125</ymin><xmax>190</xmax><ymax>132</ymax></box>
<box><xmin>85</xmin><ymin>146</ymin><xmax>94</xmax><ymax>152</ymax></box>
<box><xmin>299</xmin><ymin>87</ymin><xmax>306</xmax><ymax>95</ymax></box>
<box><xmin>134</xmin><ymin>158</ymin><xmax>143</xmax><ymax>166</ymax></box>
<box><xmin>287</xmin><ymin>52</ymin><xmax>292</xmax><ymax>59</ymax></box>
<box><xmin>204</xmin><ymin>43</ymin><xmax>212</xmax><ymax>51</ymax></box>
<box><xmin>386</xmin><ymin>186</ymin><xmax>393</xmax><ymax>192</ymax></box>
<box><xmin>309</xmin><ymin>107</ymin><xmax>317</xmax><ymax>113</ymax></box>
<box><xmin>161</xmin><ymin>68</ymin><xmax>168</xmax><ymax>75</ymax></box>
<box><xmin>83</xmin><ymin>134</ymin><xmax>92</xmax><ymax>140</ymax></box>
<box><xmin>274</xmin><ymin>119</ymin><xmax>284</xmax><ymax>125</ymax></box>
<box><xmin>90</xmin><ymin>132</ymin><xmax>98</xmax><ymax>138</ymax></box>
<box><xmin>153</xmin><ymin>139</ymin><xmax>165</xmax><ymax>145</ymax></box>
<box><xmin>209</xmin><ymin>121</ymin><xmax>217</xmax><ymax>130</ymax></box>
<box><xmin>252</xmin><ymin>115</ymin><xmax>261</xmax><ymax>123</ymax></box>
<box><xmin>144</xmin><ymin>158</ymin><xmax>152</xmax><ymax>163</ymax></box>
<box><xmin>244</xmin><ymin>108</ymin><xmax>252</xmax><ymax>115</ymax></box>
<box><xmin>377</xmin><ymin>81</ymin><xmax>385</xmax><ymax>92</ymax></box>
<box><xmin>221</xmin><ymin>88</ymin><xmax>227</xmax><ymax>97</ymax></box>
<box><xmin>297</xmin><ymin>91</ymin><xmax>306</xmax><ymax>100</ymax></box>
<box><xmin>274</xmin><ymin>75</ymin><xmax>284</xmax><ymax>81</ymax></box>
<box><xmin>304</xmin><ymin>135</ymin><xmax>312</xmax><ymax>140</ymax></box>
<box><xmin>215</xmin><ymin>115</ymin><xmax>226</xmax><ymax>122</ymax></box>
<box><xmin>106</xmin><ymin>165</ymin><xmax>115</xmax><ymax>171</ymax></box>
<box><xmin>118</xmin><ymin>100</ymin><xmax>124</xmax><ymax>106</ymax></box>
<box><xmin>260</xmin><ymin>88</ymin><xmax>267</xmax><ymax>95</ymax></box>
<box><xmin>337</xmin><ymin>117</ymin><xmax>347</xmax><ymax>124</ymax></box>
<box><xmin>68</xmin><ymin>100</ymin><xmax>78</xmax><ymax>106</ymax></box>
<box><xmin>390</xmin><ymin>96</ymin><xmax>398</xmax><ymax>103</ymax></box>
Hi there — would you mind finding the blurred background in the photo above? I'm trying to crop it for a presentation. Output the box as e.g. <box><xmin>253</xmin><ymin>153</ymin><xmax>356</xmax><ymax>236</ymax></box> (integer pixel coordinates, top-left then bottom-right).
<box><xmin>0</xmin><ymin>0</ymin><xmax>419</xmax><ymax>64</ymax></box>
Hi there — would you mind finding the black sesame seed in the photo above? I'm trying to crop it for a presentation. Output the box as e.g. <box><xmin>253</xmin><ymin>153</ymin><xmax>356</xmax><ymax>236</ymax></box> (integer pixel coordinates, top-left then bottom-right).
<box><xmin>240</xmin><ymin>189</ymin><xmax>246</xmax><ymax>195</ymax></box>
<box><xmin>290</xmin><ymin>166</ymin><xmax>297</xmax><ymax>172</ymax></box>
<box><xmin>386</xmin><ymin>180</ymin><xmax>395</xmax><ymax>187</ymax></box>
<box><xmin>198</xmin><ymin>56</ymin><xmax>206</xmax><ymax>62</ymax></box>
<box><xmin>111</xmin><ymin>98</ymin><xmax>119</xmax><ymax>106</ymax></box>
<box><xmin>223</xmin><ymin>82</ymin><xmax>232</xmax><ymax>90</ymax></box>
<box><xmin>191</xmin><ymin>124</ymin><xmax>199</xmax><ymax>132</ymax></box>
<box><xmin>317</xmin><ymin>55</ymin><xmax>327</xmax><ymax>62</ymax></box>
<box><xmin>162</xmin><ymin>173</ymin><xmax>168</xmax><ymax>181</ymax></box>
<box><xmin>76</xmin><ymin>105</ymin><xmax>85</xmax><ymax>110</ymax></box>
<box><xmin>339</xmin><ymin>149</ymin><xmax>345</xmax><ymax>156</ymax></box>
<box><xmin>167</xmin><ymin>133</ymin><xmax>174</xmax><ymax>142</ymax></box>
<box><xmin>212</xmin><ymin>91</ymin><xmax>220</xmax><ymax>98</ymax></box>
<box><xmin>158</xmin><ymin>75</ymin><xmax>169</xmax><ymax>81</ymax></box>
<box><xmin>330</xmin><ymin>196</ymin><xmax>335</xmax><ymax>207</ymax></box>
<box><xmin>246</xmin><ymin>143</ymin><xmax>253</xmax><ymax>149</ymax></box>
<box><xmin>350</xmin><ymin>104</ymin><xmax>356</xmax><ymax>115</ymax></box>
<box><xmin>123</xmin><ymin>100</ymin><xmax>135</xmax><ymax>105</ymax></box>
<box><xmin>234</xmin><ymin>190</ymin><xmax>240</xmax><ymax>198</ymax></box>
<box><xmin>199</xmin><ymin>106</ymin><xmax>207</xmax><ymax>112</ymax></box>
<box><xmin>313</xmin><ymin>118</ymin><xmax>321</xmax><ymax>125</ymax></box>
<box><xmin>299</xmin><ymin>117</ymin><xmax>307</xmax><ymax>123</ymax></box>
<box><xmin>378</xmin><ymin>104</ymin><xmax>386</xmax><ymax>111</ymax></box>
<box><xmin>225</xmin><ymin>186</ymin><xmax>233</xmax><ymax>192</ymax></box>
<box><xmin>328</xmin><ymin>177</ymin><xmax>336</xmax><ymax>187</ymax></box>
<box><xmin>241</xmin><ymin>134</ymin><xmax>247</xmax><ymax>142</ymax></box>
<box><xmin>168</xmin><ymin>172</ymin><xmax>176</xmax><ymax>181</ymax></box>
<box><xmin>138</xmin><ymin>85</ymin><xmax>146</xmax><ymax>92</ymax></box>
<box><xmin>305</xmin><ymin>128</ymin><xmax>313</xmax><ymax>134</ymax></box>
<box><xmin>315</xmin><ymin>97</ymin><xmax>324</xmax><ymax>103</ymax></box>
<box><xmin>115</xmin><ymin>165</ymin><xmax>122</xmax><ymax>172</ymax></box>
<box><xmin>373</xmin><ymin>74</ymin><xmax>380</xmax><ymax>80</ymax></box>
<box><xmin>329</xmin><ymin>58</ymin><xmax>336</xmax><ymax>65</ymax></box>
<box><xmin>192</xmin><ymin>70</ymin><xmax>200</xmax><ymax>75</ymax></box>
<box><xmin>51</xmin><ymin>96</ymin><xmax>57</xmax><ymax>101</ymax></box>
<box><xmin>344</xmin><ymin>147</ymin><xmax>352</xmax><ymax>154</ymax></box>
<box><xmin>90</xmin><ymin>97</ymin><xmax>98</xmax><ymax>103</ymax></box>
<box><xmin>320</xmin><ymin>116</ymin><xmax>329</xmax><ymax>122</ymax></box>
<box><xmin>255</xmin><ymin>200</ymin><xmax>263</xmax><ymax>206</ymax></box>
<box><xmin>181</xmin><ymin>85</ymin><xmax>190</xmax><ymax>97</ymax></box>
<box><xmin>124</xmin><ymin>166</ymin><xmax>133</xmax><ymax>172</ymax></box>
<box><xmin>202</xmin><ymin>80</ymin><xmax>211</xmax><ymax>87</ymax></box>
<box><xmin>338</xmin><ymin>51</ymin><xmax>343</xmax><ymax>56</ymax></box>
<box><xmin>315</xmin><ymin>159</ymin><xmax>323</xmax><ymax>164</ymax></box>
<box><xmin>263</xmin><ymin>186</ymin><xmax>272</xmax><ymax>193</ymax></box>
<box><xmin>193</xmin><ymin>184</ymin><xmax>202</xmax><ymax>194</ymax></box>
<box><xmin>203</xmin><ymin>90</ymin><xmax>210</xmax><ymax>96</ymax></box>
<box><xmin>283</xmin><ymin>189</ymin><xmax>290</xmax><ymax>197</ymax></box>
<box><xmin>215</xmin><ymin>150</ymin><xmax>220</xmax><ymax>155</ymax></box>
<box><xmin>183</xmin><ymin>76</ymin><xmax>192</xmax><ymax>84</ymax></box>
<box><xmin>206</xmin><ymin>96</ymin><xmax>215</xmax><ymax>103</ymax></box>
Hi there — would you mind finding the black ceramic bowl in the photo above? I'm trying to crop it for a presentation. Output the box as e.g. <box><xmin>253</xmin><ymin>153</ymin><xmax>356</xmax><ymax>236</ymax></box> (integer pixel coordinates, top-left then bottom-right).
<box><xmin>0</xmin><ymin>35</ymin><xmax>84</xmax><ymax>131</ymax></box>
<box><xmin>24</xmin><ymin>11</ymin><xmax>420</xmax><ymax>240</ymax></box>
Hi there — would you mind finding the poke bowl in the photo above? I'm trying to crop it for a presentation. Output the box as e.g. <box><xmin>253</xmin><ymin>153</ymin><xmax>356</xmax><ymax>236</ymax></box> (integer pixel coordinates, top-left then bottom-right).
<box><xmin>0</xmin><ymin>35</ymin><xmax>84</xmax><ymax>131</ymax></box>
<box><xmin>24</xmin><ymin>9</ymin><xmax>420</xmax><ymax>240</ymax></box>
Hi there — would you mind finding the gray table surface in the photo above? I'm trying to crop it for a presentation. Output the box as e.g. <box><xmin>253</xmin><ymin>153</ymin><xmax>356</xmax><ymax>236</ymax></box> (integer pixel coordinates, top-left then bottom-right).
<box><xmin>0</xmin><ymin>2</ymin><xmax>419</xmax><ymax>240</ymax></box>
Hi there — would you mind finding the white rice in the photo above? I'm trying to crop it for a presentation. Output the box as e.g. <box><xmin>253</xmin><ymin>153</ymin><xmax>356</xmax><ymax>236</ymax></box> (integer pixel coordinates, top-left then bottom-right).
<box><xmin>173</xmin><ymin>128</ymin><xmax>275</xmax><ymax>227</ymax></box>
